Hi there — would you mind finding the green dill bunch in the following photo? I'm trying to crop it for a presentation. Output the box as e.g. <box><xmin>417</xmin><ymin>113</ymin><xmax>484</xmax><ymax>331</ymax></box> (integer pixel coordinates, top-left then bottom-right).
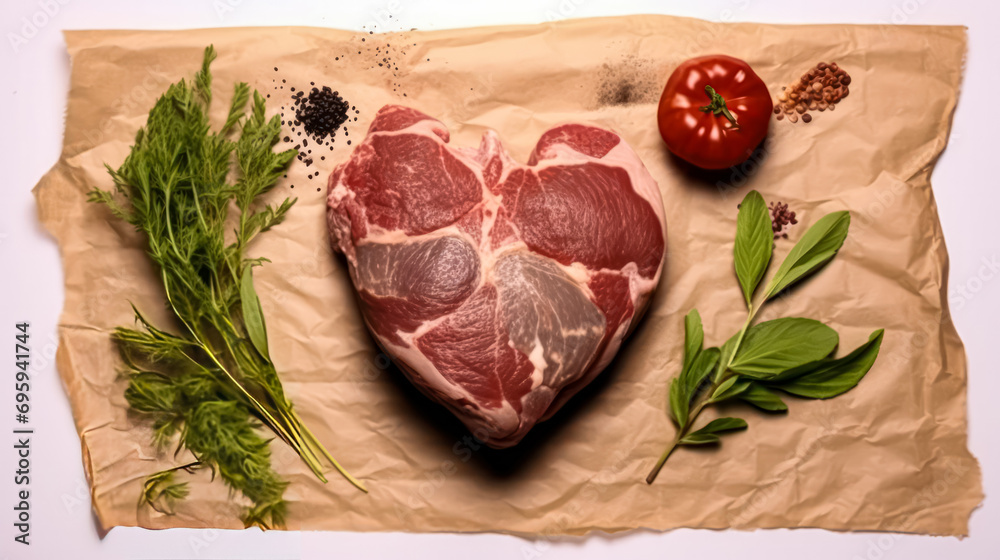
<box><xmin>89</xmin><ymin>46</ymin><xmax>366</xmax><ymax>529</ymax></box>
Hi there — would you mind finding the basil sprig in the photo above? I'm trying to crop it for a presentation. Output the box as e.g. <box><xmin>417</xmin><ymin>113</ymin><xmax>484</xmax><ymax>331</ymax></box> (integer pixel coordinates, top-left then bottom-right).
<box><xmin>646</xmin><ymin>190</ymin><xmax>884</xmax><ymax>484</ymax></box>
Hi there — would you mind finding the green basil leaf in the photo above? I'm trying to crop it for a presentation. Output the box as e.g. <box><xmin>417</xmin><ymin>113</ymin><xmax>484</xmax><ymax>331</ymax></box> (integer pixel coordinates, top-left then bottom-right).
<box><xmin>678</xmin><ymin>433</ymin><xmax>720</xmax><ymax>445</ymax></box>
<box><xmin>710</xmin><ymin>377</ymin><xmax>750</xmax><ymax>402</ymax></box>
<box><xmin>694</xmin><ymin>417</ymin><xmax>749</xmax><ymax>434</ymax></box>
<box><xmin>682</xmin><ymin>309</ymin><xmax>704</xmax><ymax>375</ymax></box>
<box><xmin>730</xmin><ymin>318</ymin><xmax>838</xmax><ymax>378</ymax></box>
<box><xmin>713</xmin><ymin>332</ymin><xmax>740</xmax><ymax>382</ymax></box>
<box><xmin>763</xmin><ymin>211</ymin><xmax>850</xmax><ymax>301</ymax></box>
<box><xmin>678</xmin><ymin>417</ymin><xmax>748</xmax><ymax>445</ymax></box>
<box><xmin>671</xmin><ymin>347</ymin><xmax>722</xmax><ymax>431</ymax></box>
<box><xmin>739</xmin><ymin>383</ymin><xmax>788</xmax><ymax>412</ymax></box>
<box><xmin>682</xmin><ymin>346</ymin><xmax>720</xmax><ymax>396</ymax></box>
<box><xmin>668</xmin><ymin>378</ymin><xmax>688</xmax><ymax>429</ymax></box>
<box><xmin>772</xmin><ymin>329</ymin><xmax>884</xmax><ymax>399</ymax></box>
<box><xmin>240</xmin><ymin>267</ymin><xmax>271</xmax><ymax>362</ymax></box>
<box><xmin>734</xmin><ymin>190</ymin><xmax>773</xmax><ymax>307</ymax></box>
<box><xmin>765</xmin><ymin>358</ymin><xmax>823</xmax><ymax>384</ymax></box>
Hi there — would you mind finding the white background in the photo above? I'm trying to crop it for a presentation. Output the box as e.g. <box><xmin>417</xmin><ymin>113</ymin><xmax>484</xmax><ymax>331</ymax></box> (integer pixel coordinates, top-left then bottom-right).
<box><xmin>0</xmin><ymin>0</ymin><xmax>997</xmax><ymax>559</ymax></box>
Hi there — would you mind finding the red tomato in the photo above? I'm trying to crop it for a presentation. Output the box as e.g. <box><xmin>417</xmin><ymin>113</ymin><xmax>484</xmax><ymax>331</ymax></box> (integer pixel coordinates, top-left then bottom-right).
<box><xmin>657</xmin><ymin>55</ymin><xmax>773</xmax><ymax>170</ymax></box>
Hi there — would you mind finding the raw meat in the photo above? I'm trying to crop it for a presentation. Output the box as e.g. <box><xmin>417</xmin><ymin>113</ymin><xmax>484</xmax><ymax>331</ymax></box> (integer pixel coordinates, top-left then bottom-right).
<box><xmin>327</xmin><ymin>105</ymin><xmax>666</xmax><ymax>448</ymax></box>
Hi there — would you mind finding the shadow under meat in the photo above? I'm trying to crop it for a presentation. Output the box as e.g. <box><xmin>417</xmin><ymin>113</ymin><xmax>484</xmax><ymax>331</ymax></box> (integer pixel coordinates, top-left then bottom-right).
<box><xmin>373</xmin><ymin>311</ymin><xmax>656</xmax><ymax>482</ymax></box>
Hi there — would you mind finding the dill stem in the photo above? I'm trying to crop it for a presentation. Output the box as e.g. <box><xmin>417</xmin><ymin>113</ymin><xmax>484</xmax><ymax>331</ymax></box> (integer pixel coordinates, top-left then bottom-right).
<box><xmin>204</xmin><ymin>315</ymin><xmax>328</xmax><ymax>480</ymax></box>
<box><xmin>292</xmin><ymin>409</ymin><xmax>368</xmax><ymax>493</ymax></box>
<box><xmin>164</xmin><ymin>268</ymin><xmax>318</xmax><ymax>480</ymax></box>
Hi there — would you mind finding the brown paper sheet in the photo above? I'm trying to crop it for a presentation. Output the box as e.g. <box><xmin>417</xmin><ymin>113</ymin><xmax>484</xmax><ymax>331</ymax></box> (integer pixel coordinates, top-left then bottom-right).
<box><xmin>34</xmin><ymin>15</ymin><xmax>982</xmax><ymax>536</ymax></box>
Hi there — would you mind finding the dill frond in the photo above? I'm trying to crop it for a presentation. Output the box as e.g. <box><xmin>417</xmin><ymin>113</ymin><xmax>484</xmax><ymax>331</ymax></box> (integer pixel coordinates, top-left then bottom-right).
<box><xmin>90</xmin><ymin>45</ymin><xmax>366</xmax><ymax>528</ymax></box>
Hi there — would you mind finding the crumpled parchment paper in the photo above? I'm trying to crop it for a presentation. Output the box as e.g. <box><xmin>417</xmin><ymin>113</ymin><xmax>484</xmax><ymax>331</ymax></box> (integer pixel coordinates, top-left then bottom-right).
<box><xmin>33</xmin><ymin>14</ymin><xmax>981</xmax><ymax>536</ymax></box>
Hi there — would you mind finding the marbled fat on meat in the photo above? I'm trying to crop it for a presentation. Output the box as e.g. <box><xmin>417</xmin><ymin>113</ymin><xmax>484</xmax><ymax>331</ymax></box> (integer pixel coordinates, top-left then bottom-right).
<box><xmin>328</xmin><ymin>105</ymin><xmax>666</xmax><ymax>447</ymax></box>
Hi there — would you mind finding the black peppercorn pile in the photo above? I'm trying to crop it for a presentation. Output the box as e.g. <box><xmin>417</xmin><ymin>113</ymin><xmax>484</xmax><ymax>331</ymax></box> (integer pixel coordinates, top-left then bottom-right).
<box><xmin>269</xmin><ymin>28</ymin><xmax>422</xmax><ymax>192</ymax></box>
<box><xmin>295</xmin><ymin>86</ymin><xmax>350</xmax><ymax>143</ymax></box>
<box><xmin>271</xmin><ymin>72</ymin><xmax>360</xmax><ymax>191</ymax></box>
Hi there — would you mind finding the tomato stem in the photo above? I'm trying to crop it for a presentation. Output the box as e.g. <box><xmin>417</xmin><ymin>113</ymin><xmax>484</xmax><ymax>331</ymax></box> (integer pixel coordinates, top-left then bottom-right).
<box><xmin>699</xmin><ymin>85</ymin><xmax>740</xmax><ymax>128</ymax></box>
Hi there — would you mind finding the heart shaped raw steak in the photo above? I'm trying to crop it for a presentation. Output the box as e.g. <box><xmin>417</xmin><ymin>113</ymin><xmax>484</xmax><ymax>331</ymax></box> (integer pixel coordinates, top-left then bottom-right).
<box><xmin>327</xmin><ymin>105</ymin><xmax>666</xmax><ymax>447</ymax></box>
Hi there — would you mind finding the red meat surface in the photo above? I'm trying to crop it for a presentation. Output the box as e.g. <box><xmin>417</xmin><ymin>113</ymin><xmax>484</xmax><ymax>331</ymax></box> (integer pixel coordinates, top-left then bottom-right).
<box><xmin>328</xmin><ymin>105</ymin><xmax>666</xmax><ymax>447</ymax></box>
